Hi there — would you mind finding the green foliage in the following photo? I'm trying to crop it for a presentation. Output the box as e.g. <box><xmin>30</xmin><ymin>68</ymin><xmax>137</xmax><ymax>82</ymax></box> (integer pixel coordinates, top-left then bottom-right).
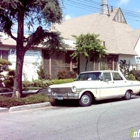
<box><xmin>0</xmin><ymin>58</ymin><xmax>12</xmax><ymax>73</ymax></box>
<box><xmin>119</xmin><ymin>60</ymin><xmax>130</xmax><ymax>77</ymax></box>
<box><xmin>127</xmin><ymin>74</ymin><xmax>136</xmax><ymax>80</ymax></box>
<box><xmin>71</xmin><ymin>33</ymin><xmax>107</xmax><ymax>71</ymax></box>
<box><xmin>0</xmin><ymin>94</ymin><xmax>50</xmax><ymax>108</ymax></box>
<box><xmin>100</xmin><ymin>62</ymin><xmax>109</xmax><ymax>70</ymax></box>
<box><xmin>22</xmin><ymin>79</ymin><xmax>74</xmax><ymax>88</ymax></box>
<box><xmin>57</xmin><ymin>70</ymin><xmax>77</xmax><ymax>79</ymax></box>
<box><xmin>129</xmin><ymin>69</ymin><xmax>140</xmax><ymax>81</ymax></box>
<box><xmin>3</xmin><ymin>78</ymin><xmax>14</xmax><ymax>88</ymax></box>
<box><xmin>52</xmin><ymin>79</ymin><xmax>74</xmax><ymax>85</ymax></box>
<box><xmin>37</xmin><ymin>65</ymin><xmax>46</xmax><ymax>80</ymax></box>
<box><xmin>0</xmin><ymin>58</ymin><xmax>12</xmax><ymax>65</ymax></box>
<box><xmin>3</xmin><ymin>70</ymin><xmax>15</xmax><ymax>88</ymax></box>
<box><xmin>7</xmin><ymin>70</ymin><xmax>15</xmax><ymax>76</ymax></box>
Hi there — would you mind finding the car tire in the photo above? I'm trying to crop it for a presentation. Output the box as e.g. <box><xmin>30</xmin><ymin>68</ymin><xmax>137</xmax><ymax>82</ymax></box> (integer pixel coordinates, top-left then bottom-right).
<box><xmin>79</xmin><ymin>92</ymin><xmax>93</xmax><ymax>107</ymax></box>
<box><xmin>50</xmin><ymin>99</ymin><xmax>59</xmax><ymax>106</ymax></box>
<box><xmin>124</xmin><ymin>91</ymin><xmax>131</xmax><ymax>100</ymax></box>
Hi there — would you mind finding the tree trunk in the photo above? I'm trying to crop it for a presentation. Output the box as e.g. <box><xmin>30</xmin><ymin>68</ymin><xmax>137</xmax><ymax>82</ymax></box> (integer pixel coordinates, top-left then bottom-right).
<box><xmin>85</xmin><ymin>57</ymin><xmax>88</xmax><ymax>71</ymax></box>
<box><xmin>12</xmin><ymin>50</ymin><xmax>25</xmax><ymax>98</ymax></box>
<box><xmin>12</xmin><ymin>6</ymin><xmax>25</xmax><ymax>98</ymax></box>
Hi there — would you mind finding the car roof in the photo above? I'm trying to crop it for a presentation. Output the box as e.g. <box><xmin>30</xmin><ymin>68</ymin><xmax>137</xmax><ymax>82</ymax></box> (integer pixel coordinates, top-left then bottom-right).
<box><xmin>80</xmin><ymin>70</ymin><xmax>120</xmax><ymax>74</ymax></box>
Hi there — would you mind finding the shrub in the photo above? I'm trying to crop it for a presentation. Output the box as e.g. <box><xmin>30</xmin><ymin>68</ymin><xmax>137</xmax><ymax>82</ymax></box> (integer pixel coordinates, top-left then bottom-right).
<box><xmin>57</xmin><ymin>70</ymin><xmax>77</xmax><ymax>79</ymax></box>
<box><xmin>37</xmin><ymin>65</ymin><xmax>46</xmax><ymax>80</ymax></box>
<box><xmin>3</xmin><ymin>70</ymin><xmax>15</xmax><ymax>88</ymax></box>
<box><xmin>7</xmin><ymin>70</ymin><xmax>15</xmax><ymax>76</ymax></box>
<box><xmin>129</xmin><ymin>69</ymin><xmax>140</xmax><ymax>81</ymax></box>
<box><xmin>52</xmin><ymin>79</ymin><xmax>74</xmax><ymax>85</ymax></box>
<box><xmin>127</xmin><ymin>74</ymin><xmax>136</xmax><ymax>80</ymax></box>
<box><xmin>22</xmin><ymin>80</ymin><xmax>32</xmax><ymax>87</ymax></box>
<box><xmin>3</xmin><ymin>77</ymin><xmax>14</xmax><ymax>88</ymax></box>
<box><xmin>22</xmin><ymin>79</ymin><xmax>74</xmax><ymax>88</ymax></box>
<box><xmin>0</xmin><ymin>94</ymin><xmax>50</xmax><ymax>108</ymax></box>
<box><xmin>119</xmin><ymin>60</ymin><xmax>130</xmax><ymax>77</ymax></box>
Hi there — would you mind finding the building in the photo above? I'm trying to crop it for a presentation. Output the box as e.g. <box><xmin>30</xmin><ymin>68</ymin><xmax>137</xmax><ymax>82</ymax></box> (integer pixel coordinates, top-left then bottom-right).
<box><xmin>51</xmin><ymin>2</ymin><xmax>140</xmax><ymax>73</ymax></box>
<box><xmin>0</xmin><ymin>33</ymin><xmax>76</xmax><ymax>80</ymax></box>
<box><xmin>0</xmin><ymin>0</ymin><xmax>140</xmax><ymax>80</ymax></box>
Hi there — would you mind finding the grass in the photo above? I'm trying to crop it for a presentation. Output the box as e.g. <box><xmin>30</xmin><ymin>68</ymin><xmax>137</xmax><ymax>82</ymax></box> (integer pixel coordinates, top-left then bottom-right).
<box><xmin>0</xmin><ymin>94</ymin><xmax>51</xmax><ymax>108</ymax></box>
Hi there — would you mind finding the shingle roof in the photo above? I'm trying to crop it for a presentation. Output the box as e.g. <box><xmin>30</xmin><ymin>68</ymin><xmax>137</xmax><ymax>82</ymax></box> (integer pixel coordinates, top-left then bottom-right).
<box><xmin>52</xmin><ymin>8</ymin><xmax>140</xmax><ymax>55</ymax></box>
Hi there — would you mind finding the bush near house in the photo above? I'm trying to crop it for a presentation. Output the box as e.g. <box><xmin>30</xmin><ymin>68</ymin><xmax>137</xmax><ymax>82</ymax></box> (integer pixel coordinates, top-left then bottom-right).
<box><xmin>22</xmin><ymin>78</ymin><xmax>74</xmax><ymax>90</ymax></box>
<box><xmin>57</xmin><ymin>70</ymin><xmax>77</xmax><ymax>79</ymax></box>
<box><xmin>0</xmin><ymin>94</ymin><xmax>50</xmax><ymax>108</ymax></box>
<box><xmin>129</xmin><ymin>69</ymin><xmax>140</xmax><ymax>81</ymax></box>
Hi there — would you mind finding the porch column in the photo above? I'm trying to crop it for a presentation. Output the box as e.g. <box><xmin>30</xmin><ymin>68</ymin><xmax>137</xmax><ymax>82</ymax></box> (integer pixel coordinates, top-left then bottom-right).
<box><xmin>70</xmin><ymin>59</ymin><xmax>73</xmax><ymax>71</ymax></box>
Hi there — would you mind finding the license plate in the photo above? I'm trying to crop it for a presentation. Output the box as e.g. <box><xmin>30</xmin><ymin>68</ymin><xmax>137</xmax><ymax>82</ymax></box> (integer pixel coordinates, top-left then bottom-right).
<box><xmin>57</xmin><ymin>96</ymin><xmax>63</xmax><ymax>100</ymax></box>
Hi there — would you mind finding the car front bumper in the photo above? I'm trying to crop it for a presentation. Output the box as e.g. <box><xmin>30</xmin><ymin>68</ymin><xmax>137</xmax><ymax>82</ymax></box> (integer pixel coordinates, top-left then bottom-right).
<box><xmin>47</xmin><ymin>92</ymin><xmax>80</xmax><ymax>100</ymax></box>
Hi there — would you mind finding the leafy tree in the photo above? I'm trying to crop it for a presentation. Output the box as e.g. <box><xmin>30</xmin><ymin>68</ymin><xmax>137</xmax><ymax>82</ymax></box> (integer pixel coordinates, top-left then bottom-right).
<box><xmin>0</xmin><ymin>0</ymin><xmax>63</xmax><ymax>97</ymax></box>
<box><xmin>71</xmin><ymin>33</ymin><xmax>107</xmax><ymax>71</ymax></box>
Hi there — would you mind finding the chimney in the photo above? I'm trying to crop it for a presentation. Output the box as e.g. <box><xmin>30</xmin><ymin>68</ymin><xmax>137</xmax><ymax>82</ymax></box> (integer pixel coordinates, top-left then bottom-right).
<box><xmin>100</xmin><ymin>0</ymin><xmax>108</xmax><ymax>15</ymax></box>
<box><xmin>111</xmin><ymin>6</ymin><xmax>113</xmax><ymax>12</ymax></box>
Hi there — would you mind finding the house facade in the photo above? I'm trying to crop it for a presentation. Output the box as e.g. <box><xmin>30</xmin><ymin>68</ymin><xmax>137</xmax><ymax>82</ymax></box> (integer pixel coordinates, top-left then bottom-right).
<box><xmin>0</xmin><ymin>1</ymin><xmax>140</xmax><ymax>80</ymax></box>
<box><xmin>0</xmin><ymin>33</ymin><xmax>76</xmax><ymax>80</ymax></box>
<box><xmin>51</xmin><ymin>6</ymin><xmax>140</xmax><ymax>73</ymax></box>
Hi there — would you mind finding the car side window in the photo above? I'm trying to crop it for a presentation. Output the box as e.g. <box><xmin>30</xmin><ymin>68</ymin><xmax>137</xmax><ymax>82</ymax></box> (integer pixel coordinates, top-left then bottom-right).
<box><xmin>112</xmin><ymin>72</ymin><xmax>123</xmax><ymax>80</ymax></box>
<box><xmin>103</xmin><ymin>73</ymin><xmax>111</xmax><ymax>81</ymax></box>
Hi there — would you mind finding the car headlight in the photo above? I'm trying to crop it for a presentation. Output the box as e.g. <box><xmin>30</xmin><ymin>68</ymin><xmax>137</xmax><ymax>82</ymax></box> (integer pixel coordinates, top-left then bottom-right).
<box><xmin>71</xmin><ymin>86</ymin><xmax>77</xmax><ymax>93</ymax></box>
<box><xmin>48</xmin><ymin>87</ymin><xmax>51</xmax><ymax>93</ymax></box>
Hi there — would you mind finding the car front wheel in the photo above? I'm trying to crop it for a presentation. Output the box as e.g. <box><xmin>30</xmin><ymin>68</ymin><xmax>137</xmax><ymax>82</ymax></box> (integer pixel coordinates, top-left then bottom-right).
<box><xmin>124</xmin><ymin>91</ymin><xmax>131</xmax><ymax>100</ymax></box>
<box><xmin>50</xmin><ymin>99</ymin><xmax>61</xmax><ymax>106</ymax></box>
<box><xmin>79</xmin><ymin>92</ymin><xmax>93</xmax><ymax>107</ymax></box>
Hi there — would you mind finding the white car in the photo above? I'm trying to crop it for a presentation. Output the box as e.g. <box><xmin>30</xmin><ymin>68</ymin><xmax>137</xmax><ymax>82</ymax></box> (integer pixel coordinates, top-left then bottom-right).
<box><xmin>47</xmin><ymin>70</ymin><xmax>140</xmax><ymax>107</ymax></box>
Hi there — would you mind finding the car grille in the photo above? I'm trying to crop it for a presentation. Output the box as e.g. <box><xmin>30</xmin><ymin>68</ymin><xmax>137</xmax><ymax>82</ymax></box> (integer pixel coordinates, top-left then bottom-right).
<box><xmin>51</xmin><ymin>88</ymin><xmax>72</xmax><ymax>94</ymax></box>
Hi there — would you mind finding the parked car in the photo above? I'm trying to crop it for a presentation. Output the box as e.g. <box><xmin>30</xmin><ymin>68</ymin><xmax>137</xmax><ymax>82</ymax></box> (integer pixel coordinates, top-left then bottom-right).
<box><xmin>47</xmin><ymin>70</ymin><xmax>140</xmax><ymax>107</ymax></box>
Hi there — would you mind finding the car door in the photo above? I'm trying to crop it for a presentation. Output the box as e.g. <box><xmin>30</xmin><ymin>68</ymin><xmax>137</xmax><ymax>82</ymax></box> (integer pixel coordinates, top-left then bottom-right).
<box><xmin>100</xmin><ymin>72</ymin><xmax>117</xmax><ymax>99</ymax></box>
<box><xmin>111</xmin><ymin>72</ymin><xmax>127</xmax><ymax>96</ymax></box>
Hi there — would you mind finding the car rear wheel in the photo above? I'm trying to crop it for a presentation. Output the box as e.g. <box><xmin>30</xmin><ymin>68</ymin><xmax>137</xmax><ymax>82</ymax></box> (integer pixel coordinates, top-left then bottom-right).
<box><xmin>124</xmin><ymin>91</ymin><xmax>131</xmax><ymax>100</ymax></box>
<box><xmin>79</xmin><ymin>92</ymin><xmax>93</xmax><ymax>107</ymax></box>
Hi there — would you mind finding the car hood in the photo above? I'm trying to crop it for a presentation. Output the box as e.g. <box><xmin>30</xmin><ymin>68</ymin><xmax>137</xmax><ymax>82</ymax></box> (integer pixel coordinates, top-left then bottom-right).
<box><xmin>49</xmin><ymin>80</ymin><xmax>100</xmax><ymax>88</ymax></box>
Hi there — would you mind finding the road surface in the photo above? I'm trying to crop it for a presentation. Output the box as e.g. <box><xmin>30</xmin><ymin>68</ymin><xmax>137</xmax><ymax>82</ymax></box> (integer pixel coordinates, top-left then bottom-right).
<box><xmin>0</xmin><ymin>96</ymin><xmax>140</xmax><ymax>140</ymax></box>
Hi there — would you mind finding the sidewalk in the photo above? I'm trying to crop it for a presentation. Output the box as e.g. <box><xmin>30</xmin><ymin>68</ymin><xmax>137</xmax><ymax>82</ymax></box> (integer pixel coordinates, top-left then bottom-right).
<box><xmin>0</xmin><ymin>90</ymin><xmax>51</xmax><ymax>112</ymax></box>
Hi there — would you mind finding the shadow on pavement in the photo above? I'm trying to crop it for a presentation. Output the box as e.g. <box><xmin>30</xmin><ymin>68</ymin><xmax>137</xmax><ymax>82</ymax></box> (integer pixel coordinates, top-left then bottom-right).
<box><xmin>52</xmin><ymin>96</ymin><xmax>140</xmax><ymax>107</ymax></box>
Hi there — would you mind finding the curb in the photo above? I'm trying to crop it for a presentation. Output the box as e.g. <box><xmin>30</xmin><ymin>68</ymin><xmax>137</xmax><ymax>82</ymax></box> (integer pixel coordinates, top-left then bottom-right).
<box><xmin>0</xmin><ymin>107</ymin><xmax>9</xmax><ymax>112</ymax></box>
<box><xmin>9</xmin><ymin>102</ymin><xmax>50</xmax><ymax>112</ymax></box>
<box><xmin>0</xmin><ymin>102</ymin><xmax>51</xmax><ymax>113</ymax></box>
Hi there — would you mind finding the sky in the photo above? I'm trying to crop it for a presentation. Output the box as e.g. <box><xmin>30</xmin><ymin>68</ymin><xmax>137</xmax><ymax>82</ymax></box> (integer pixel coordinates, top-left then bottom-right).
<box><xmin>62</xmin><ymin>0</ymin><xmax>140</xmax><ymax>30</ymax></box>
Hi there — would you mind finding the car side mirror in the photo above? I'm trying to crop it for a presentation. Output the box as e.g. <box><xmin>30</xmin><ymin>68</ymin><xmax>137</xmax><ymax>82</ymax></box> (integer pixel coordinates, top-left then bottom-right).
<box><xmin>100</xmin><ymin>76</ymin><xmax>103</xmax><ymax>81</ymax></box>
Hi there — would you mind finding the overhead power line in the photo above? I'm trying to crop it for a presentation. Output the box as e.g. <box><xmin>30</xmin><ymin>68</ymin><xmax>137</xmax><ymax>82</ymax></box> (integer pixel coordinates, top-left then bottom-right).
<box><xmin>61</xmin><ymin>0</ymin><xmax>140</xmax><ymax>23</ymax></box>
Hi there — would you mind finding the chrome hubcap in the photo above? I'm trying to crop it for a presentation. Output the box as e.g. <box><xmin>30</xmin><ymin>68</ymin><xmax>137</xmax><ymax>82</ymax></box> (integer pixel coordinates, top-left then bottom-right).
<box><xmin>126</xmin><ymin>92</ymin><xmax>130</xmax><ymax>98</ymax></box>
<box><xmin>81</xmin><ymin>95</ymin><xmax>90</xmax><ymax>105</ymax></box>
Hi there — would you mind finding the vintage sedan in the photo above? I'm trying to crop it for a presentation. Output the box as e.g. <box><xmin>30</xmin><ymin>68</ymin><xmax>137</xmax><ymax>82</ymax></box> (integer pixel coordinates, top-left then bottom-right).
<box><xmin>47</xmin><ymin>70</ymin><xmax>140</xmax><ymax>107</ymax></box>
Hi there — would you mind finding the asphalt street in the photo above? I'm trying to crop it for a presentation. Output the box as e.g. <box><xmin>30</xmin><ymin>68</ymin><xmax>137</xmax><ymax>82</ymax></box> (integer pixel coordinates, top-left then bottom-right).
<box><xmin>0</xmin><ymin>96</ymin><xmax>140</xmax><ymax>140</ymax></box>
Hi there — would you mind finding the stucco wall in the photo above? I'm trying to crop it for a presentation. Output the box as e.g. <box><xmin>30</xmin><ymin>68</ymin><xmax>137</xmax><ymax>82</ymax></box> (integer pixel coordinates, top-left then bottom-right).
<box><xmin>8</xmin><ymin>49</ymin><xmax>42</xmax><ymax>81</ymax></box>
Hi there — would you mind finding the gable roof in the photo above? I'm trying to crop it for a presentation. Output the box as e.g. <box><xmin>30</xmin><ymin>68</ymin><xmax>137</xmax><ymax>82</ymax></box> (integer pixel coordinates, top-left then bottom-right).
<box><xmin>51</xmin><ymin>8</ymin><xmax>140</xmax><ymax>55</ymax></box>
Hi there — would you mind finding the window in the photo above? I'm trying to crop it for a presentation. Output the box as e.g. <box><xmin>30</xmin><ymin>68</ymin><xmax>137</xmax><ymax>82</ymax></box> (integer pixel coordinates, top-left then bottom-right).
<box><xmin>112</xmin><ymin>72</ymin><xmax>123</xmax><ymax>80</ymax></box>
<box><xmin>0</xmin><ymin>50</ymin><xmax>8</xmax><ymax>60</ymax></box>
<box><xmin>76</xmin><ymin>72</ymin><xmax>101</xmax><ymax>81</ymax></box>
<box><xmin>103</xmin><ymin>73</ymin><xmax>111</xmax><ymax>81</ymax></box>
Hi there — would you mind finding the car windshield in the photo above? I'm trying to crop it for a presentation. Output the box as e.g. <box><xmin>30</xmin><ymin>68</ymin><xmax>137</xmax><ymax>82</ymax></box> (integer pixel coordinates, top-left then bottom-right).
<box><xmin>76</xmin><ymin>72</ymin><xmax>102</xmax><ymax>81</ymax></box>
